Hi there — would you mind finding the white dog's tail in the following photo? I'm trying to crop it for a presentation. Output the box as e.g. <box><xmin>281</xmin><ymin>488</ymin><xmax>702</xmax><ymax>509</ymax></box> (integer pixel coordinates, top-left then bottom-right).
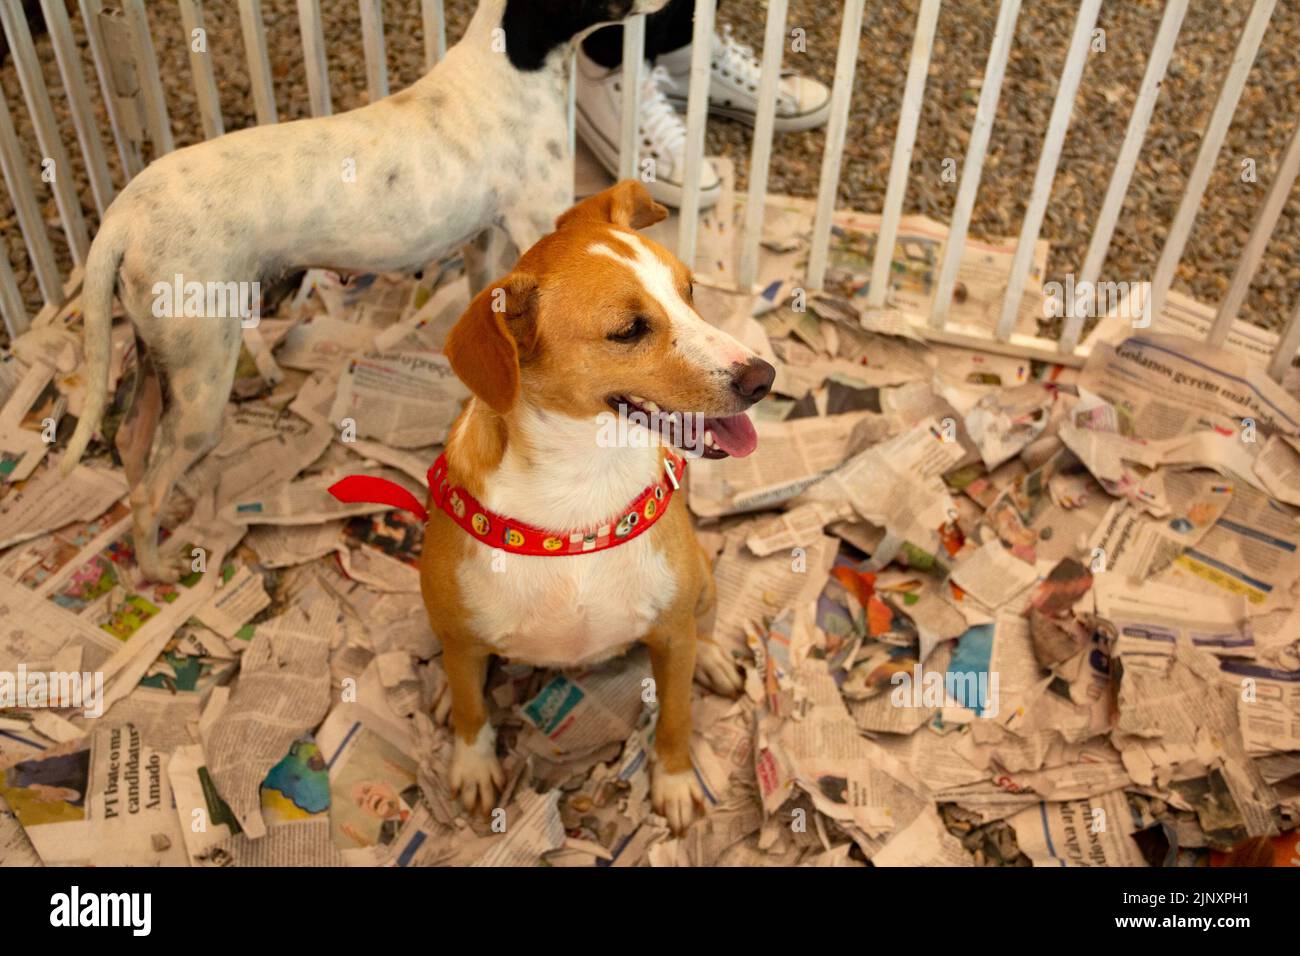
<box><xmin>60</xmin><ymin>227</ymin><xmax>123</xmax><ymax>476</ymax></box>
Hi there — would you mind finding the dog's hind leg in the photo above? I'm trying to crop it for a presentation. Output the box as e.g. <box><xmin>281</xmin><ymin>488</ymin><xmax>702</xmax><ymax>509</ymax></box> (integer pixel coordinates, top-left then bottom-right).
<box><xmin>114</xmin><ymin>338</ymin><xmax>163</xmax><ymax>488</ymax></box>
<box><xmin>462</xmin><ymin>226</ymin><xmax>515</xmax><ymax>297</ymax></box>
<box><xmin>692</xmin><ymin>543</ymin><xmax>717</xmax><ymax>635</ymax></box>
<box><xmin>692</xmin><ymin>543</ymin><xmax>743</xmax><ymax>697</ymax></box>
<box><xmin>131</xmin><ymin>320</ymin><xmax>241</xmax><ymax>582</ymax></box>
<box><xmin>502</xmin><ymin>206</ymin><xmax>555</xmax><ymax>257</ymax></box>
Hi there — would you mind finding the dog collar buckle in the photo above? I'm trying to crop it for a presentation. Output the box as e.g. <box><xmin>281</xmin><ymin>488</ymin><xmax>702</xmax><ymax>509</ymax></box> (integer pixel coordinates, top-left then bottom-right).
<box><xmin>664</xmin><ymin>455</ymin><xmax>681</xmax><ymax>490</ymax></box>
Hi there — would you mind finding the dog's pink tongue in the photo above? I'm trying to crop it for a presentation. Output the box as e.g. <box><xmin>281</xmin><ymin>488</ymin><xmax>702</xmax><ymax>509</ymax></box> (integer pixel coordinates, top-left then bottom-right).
<box><xmin>706</xmin><ymin>413</ymin><xmax>759</xmax><ymax>458</ymax></box>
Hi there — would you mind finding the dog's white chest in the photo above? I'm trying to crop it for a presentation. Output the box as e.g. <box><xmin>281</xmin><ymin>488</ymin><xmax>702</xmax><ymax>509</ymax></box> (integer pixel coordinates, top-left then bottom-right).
<box><xmin>458</xmin><ymin>536</ymin><xmax>676</xmax><ymax>668</ymax></box>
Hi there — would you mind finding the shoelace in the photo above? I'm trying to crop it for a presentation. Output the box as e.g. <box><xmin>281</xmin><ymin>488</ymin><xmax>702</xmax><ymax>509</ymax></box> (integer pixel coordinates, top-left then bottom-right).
<box><xmin>713</xmin><ymin>24</ymin><xmax>763</xmax><ymax>92</ymax></box>
<box><xmin>712</xmin><ymin>24</ymin><xmax>797</xmax><ymax>111</ymax></box>
<box><xmin>639</xmin><ymin>65</ymin><xmax>687</xmax><ymax>172</ymax></box>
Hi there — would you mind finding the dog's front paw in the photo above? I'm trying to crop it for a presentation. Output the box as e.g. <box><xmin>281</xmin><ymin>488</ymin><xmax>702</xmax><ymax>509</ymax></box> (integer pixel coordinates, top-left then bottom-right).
<box><xmin>136</xmin><ymin>545</ymin><xmax>185</xmax><ymax>584</ymax></box>
<box><xmin>651</xmin><ymin>765</ymin><xmax>704</xmax><ymax>835</ymax></box>
<box><xmin>450</xmin><ymin>725</ymin><xmax>504</xmax><ymax>817</ymax></box>
<box><xmin>694</xmin><ymin>640</ymin><xmax>743</xmax><ymax>697</ymax></box>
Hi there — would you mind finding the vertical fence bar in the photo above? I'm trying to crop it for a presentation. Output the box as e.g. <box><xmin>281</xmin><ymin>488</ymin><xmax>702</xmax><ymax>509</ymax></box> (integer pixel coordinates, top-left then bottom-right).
<box><xmin>239</xmin><ymin>0</ymin><xmax>279</xmax><ymax>125</ymax></box>
<box><xmin>40</xmin><ymin>0</ymin><xmax>115</xmax><ymax>217</ymax></box>
<box><xmin>617</xmin><ymin>15</ymin><xmax>647</xmax><ymax>181</ymax></box>
<box><xmin>0</xmin><ymin>93</ymin><xmax>63</xmax><ymax>306</ymax></box>
<box><xmin>1063</xmin><ymin>0</ymin><xmax>1189</xmax><ymax>354</ymax></box>
<box><xmin>994</xmin><ymin>0</ymin><xmax>1101</xmax><ymax>341</ymax></box>
<box><xmin>929</xmin><ymin>0</ymin><xmax>1022</xmax><ymax>328</ymax></box>
<box><xmin>676</xmin><ymin>0</ymin><xmax>718</xmax><ymax>264</ymax></box>
<box><xmin>79</xmin><ymin>0</ymin><xmax>141</xmax><ymax>179</ymax></box>
<box><xmin>1147</xmin><ymin>0</ymin><xmax>1276</xmax><ymax>326</ymax></box>
<box><xmin>736</xmin><ymin>0</ymin><xmax>790</xmax><ymax>291</ymax></box>
<box><xmin>297</xmin><ymin>0</ymin><xmax>332</xmax><ymax>117</ymax></box>
<box><xmin>422</xmin><ymin>0</ymin><xmax>447</xmax><ymax>69</ymax></box>
<box><xmin>1267</xmin><ymin>299</ymin><xmax>1300</xmax><ymax>382</ymax></box>
<box><xmin>866</xmin><ymin>0</ymin><xmax>941</xmax><ymax>308</ymax></box>
<box><xmin>359</xmin><ymin>0</ymin><xmax>389</xmax><ymax>103</ymax></box>
<box><xmin>567</xmin><ymin>51</ymin><xmax>577</xmax><ymax>166</ymax></box>
<box><xmin>0</xmin><ymin>3</ymin><xmax>91</xmax><ymax>265</ymax></box>
<box><xmin>805</xmin><ymin>0</ymin><xmax>868</xmax><ymax>291</ymax></box>
<box><xmin>123</xmin><ymin>0</ymin><xmax>174</xmax><ymax>155</ymax></box>
<box><xmin>178</xmin><ymin>0</ymin><xmax>225</xmax><ymax>139</ymax></box>
<box><xmin>1208</xmin><ymin>120</ymin><xmax>1300</xmax><ymax>348</ymax></box>
<box><xmin>0</xmin><ymin>240</ymin><xmax>30</xmax><ymax>338</ymax></box>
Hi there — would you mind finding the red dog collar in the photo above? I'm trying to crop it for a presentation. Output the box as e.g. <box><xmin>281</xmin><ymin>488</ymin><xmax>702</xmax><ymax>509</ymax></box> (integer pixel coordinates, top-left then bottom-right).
<box><xmin>328</xmin><ymin>451</ymin><xmax>686</xmax><ymax>557</ymax></box>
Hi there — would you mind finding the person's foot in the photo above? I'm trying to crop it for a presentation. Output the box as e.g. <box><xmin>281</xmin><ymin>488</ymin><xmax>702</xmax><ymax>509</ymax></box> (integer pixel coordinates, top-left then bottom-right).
<box><xmin>575</xmin><ymin>50</ymin><xmax>721</xmax><ymax>210</ymax></box>
<box><xmin>657</xmin><ymin>25</ymin><xmax>832</xmax><ymax>133</ymax></box>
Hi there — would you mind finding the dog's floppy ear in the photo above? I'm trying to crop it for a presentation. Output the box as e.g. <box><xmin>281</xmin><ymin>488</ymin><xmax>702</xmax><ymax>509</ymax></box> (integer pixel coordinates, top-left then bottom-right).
<box><xmin>444</xmin><ymin>273</ymin><xmax>537</xmax><ymax>415</ymax></box>
<box><xmin>556</xmin><ymin>180</ymin><xmax>668</xmax><ymax>231</ymax></box>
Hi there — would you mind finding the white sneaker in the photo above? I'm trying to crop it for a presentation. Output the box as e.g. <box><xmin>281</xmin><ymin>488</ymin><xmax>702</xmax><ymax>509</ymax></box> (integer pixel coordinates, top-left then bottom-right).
<box><xmin>575</xmin><ymin>50</ymin><xmax>721</xmax><ymax>210</ymax></box>
<box><xmin>657</xmin><ymin>25</ymin><xmax>832</xmax><ymax>133</ymax></box>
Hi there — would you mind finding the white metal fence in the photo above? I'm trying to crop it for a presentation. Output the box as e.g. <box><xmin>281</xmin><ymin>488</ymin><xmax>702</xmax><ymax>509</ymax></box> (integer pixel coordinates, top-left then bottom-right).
<box><xmin>2</xmin><ymin>0</ymin><xmax>1298</xmax><ymax>382</ymax></box>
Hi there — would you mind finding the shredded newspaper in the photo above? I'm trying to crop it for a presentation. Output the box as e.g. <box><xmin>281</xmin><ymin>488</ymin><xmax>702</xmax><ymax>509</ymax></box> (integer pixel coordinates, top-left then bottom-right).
<box><xmin>1</xmin><ymin>187</ymin><xmax>1297</xmax><ymax>868</ymax></box>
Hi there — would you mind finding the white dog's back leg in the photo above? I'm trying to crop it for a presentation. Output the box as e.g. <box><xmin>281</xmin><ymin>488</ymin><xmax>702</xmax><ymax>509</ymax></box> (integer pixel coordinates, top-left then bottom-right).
<box><xmin>462</xmin><ymin>226</ymin><xmax>518</xmax><ymax>297</ymax></box>
<box><xmin>131</xmin><ymin>319</ymin><xmax>241</xmax><ymax>582</ymax></box>
<box><xmin>115</xmin><ymin>340</ymin><xmax>163</xmax><ymax>488</ymax></box>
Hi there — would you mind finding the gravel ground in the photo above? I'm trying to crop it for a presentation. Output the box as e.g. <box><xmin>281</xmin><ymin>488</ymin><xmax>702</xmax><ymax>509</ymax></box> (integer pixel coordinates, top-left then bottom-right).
<box><xmin>2</xmin><ymin>0</ymin><xmax>1298</xmax><ymax>337</ymax></box>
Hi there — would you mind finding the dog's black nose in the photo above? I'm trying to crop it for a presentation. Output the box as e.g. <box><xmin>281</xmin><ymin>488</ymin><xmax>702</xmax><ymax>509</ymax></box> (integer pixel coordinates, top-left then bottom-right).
<box><xmin>730</xmin><ymin>358</ymin><xmax>776</xmax><ymax>404</ymax></box>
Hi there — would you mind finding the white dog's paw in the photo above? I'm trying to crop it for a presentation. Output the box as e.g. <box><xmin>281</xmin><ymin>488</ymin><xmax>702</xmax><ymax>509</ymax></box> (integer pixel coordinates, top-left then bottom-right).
<box><xmin>136</xmin><ymin>544</ymin><xmax>185</xmax><ymax>584</ymax></box>
<box><xmin>694</xmin><ymin>640</ymin><xmax>743</xmax><ymax>697</ymax></box>
<box><xmin>651</xmin><ymin>764</ymin><xmax>705</xmax><ymax>835</ymax></box>
<box><xmin>450</xmin><ymin>725</ymin><xmax>504</xmax><ymax>817</ymax></box>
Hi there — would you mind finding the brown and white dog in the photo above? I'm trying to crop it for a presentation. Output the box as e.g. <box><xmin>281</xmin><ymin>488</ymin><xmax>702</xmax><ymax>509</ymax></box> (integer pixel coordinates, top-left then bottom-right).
<box><xmin>421</xmin><ymin>181</ymin><xmax>774</xmax><ymax>832</ymax></box>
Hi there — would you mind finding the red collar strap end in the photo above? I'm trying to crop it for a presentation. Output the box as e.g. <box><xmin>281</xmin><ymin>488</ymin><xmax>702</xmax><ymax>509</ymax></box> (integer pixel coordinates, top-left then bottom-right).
<box><xmin>327</xmin><ymin>474</ymin><xmax>429</xmax><ymax>523</ymax></box>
